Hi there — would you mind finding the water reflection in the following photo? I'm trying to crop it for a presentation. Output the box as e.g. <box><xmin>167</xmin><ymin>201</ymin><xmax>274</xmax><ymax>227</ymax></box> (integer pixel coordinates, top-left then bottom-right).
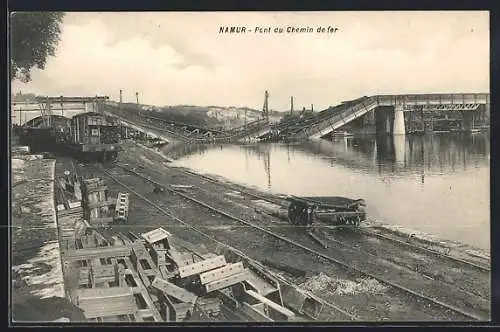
<box><xmin>298</xmin><ymin>133</ymin><xmax>490</xmax><ymax>178</ymax></box>
<box><xmin>171</xmin><ymin>133</ymin><xmax>490</xmax><ymax>249</ymax></box>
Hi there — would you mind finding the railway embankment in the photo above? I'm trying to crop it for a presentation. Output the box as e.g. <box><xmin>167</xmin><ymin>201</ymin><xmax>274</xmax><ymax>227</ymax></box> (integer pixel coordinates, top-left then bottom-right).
<box><xmin>131</xmin><ymin>140</ymin><xmax>490</xmax><ymax>268</ymax></box>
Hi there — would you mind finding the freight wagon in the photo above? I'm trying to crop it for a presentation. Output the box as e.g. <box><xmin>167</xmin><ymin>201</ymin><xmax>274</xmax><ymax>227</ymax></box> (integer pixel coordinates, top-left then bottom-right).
<box><xmin>68</xmin><ymin>112</ymin><xmax>121</xmax><ymax>161</ymax></box>
<box><xmin>286</xmin><ymin>195</ymin><xmax>367</xmax><ymax>227</ymax></box>
<box><xmin>17</xmin><ymin>112</ymin><xmax>122</xmax><ymax>161</ymax></box>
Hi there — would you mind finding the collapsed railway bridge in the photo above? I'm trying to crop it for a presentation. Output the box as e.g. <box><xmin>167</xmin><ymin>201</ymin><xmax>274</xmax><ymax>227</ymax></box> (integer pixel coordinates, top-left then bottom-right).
<box><xmin>273</xmin><ymin>93</ymin><xmax>490</xmax><ymax>141</ymax></box>
<box><xmin>12</xmin><ymin>93</ymin><xmax>490</xmax><ymax>151</ymax></box>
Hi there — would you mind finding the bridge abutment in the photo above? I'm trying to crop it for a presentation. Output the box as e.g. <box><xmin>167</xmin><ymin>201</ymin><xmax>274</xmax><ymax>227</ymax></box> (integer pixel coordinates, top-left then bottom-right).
<box><xmin>462</xmin><ymin>111</ymin><xmax>474</xmax><ymax>132</ymax></box>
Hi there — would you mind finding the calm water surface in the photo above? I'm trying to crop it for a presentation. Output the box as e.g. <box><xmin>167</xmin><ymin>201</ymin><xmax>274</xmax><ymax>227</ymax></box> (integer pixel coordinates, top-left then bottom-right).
<box><xmin>168</xmin><ymin>133</ymin><xmax>490</xmax><ymax>250</ymax></box>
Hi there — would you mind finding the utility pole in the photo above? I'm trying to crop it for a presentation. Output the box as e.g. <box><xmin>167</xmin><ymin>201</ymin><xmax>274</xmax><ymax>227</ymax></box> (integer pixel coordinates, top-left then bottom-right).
<box><xmin>119</xmin><ymin>89</ymin><xmax>123</xmax><ymax>108</ymax></box>
<box><xmin>290</xmin><ymin>96</ymin><xmax>294</xmax><ymax>114</ymax></box>
<box><xmin>60</xmin><ymin>96</ymin><xmax>64</xmax><ymax>117</ymax></box>
<box><xmin>262</xmin><ymin>90</ymin><xmax>269</xmax><ymax>120</ymax></box>
<box><xmin>135</xmin><ymin>92</ymin><xmax>139</xmax><ymax>105</ymax></box>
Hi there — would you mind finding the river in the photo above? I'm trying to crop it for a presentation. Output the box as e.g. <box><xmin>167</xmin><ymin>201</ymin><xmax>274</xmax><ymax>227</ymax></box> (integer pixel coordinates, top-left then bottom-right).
<box><xmin>168</xmin><ymin>133</ymin><xmax>490</xmax><ymax>250</ymax></box>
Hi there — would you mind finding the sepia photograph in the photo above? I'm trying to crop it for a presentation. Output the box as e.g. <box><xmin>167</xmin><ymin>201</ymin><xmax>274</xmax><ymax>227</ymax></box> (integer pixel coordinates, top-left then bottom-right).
<box><xmin>9</xmin><ymin>11</ymin><xmax>490</xmax><ymax>323</ymax></box>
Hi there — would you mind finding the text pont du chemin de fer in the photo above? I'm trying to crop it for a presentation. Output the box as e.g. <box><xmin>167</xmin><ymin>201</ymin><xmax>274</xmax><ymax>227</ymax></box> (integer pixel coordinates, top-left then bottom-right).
<box><xmin>219</xmin><ymin>26</ymin><xmax>339</xmax><ymax>34</ymax></box>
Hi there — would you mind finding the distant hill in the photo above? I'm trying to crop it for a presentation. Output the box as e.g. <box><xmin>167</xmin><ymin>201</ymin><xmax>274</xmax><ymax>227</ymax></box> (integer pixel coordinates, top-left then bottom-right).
<box><xmin>118</xmin><ymin>102</ymin><xmax>283</xmax><ymax>129</ymax></box>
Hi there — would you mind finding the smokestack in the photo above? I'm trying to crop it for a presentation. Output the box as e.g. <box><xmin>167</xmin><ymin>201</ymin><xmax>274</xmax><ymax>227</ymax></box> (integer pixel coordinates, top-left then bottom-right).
<box><xmin>135</xmin><ymin>92</ymin><xmax>139</xmax><ymax>104</ymax></box>
<box><xmin>119</xmin><ymin>90</ymin><xmax>123</xmax><ymax>104</ymax></box>
<box><xmin>290</xmin><ymin>96</ymin><xmax>294</xmax><ymax>114</ymax></box>
<box><xmin>311</xmin><ymin>104</ymin><xmax>314</xmax><ymax>112</ymax></box>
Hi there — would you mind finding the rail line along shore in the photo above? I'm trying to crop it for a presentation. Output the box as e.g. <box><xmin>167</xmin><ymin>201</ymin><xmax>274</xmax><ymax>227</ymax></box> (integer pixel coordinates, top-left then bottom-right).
<box><xmin>11</xmin><ymin>133</ymin><xmax>490</xmax><ymax>322</ymax></box>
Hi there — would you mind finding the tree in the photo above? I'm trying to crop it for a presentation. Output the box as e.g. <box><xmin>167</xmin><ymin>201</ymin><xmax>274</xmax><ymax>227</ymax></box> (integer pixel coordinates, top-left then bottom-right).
<box><xmin>10</xmin><ymin>12</ymin><xmax>65</xmax><ymax>82</ymax></box>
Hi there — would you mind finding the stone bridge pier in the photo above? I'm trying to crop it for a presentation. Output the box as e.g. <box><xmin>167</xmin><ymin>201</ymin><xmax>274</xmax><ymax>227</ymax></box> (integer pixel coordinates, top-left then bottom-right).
<box><xmin>374</xmin><ymin>105</ymin><xmax>406</xmax><ymax>136</ymax></box>
<box><xmin>393</xmin><ymin>105</ymin><xmax>406</xmax><ymax>135</ymax></box>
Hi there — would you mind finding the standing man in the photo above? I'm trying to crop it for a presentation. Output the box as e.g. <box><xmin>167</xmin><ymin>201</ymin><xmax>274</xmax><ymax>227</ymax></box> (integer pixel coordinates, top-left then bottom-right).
<box><xmin>307</xmin><ymin>205</ymin><xmax>317</xmax><ymax>230</ymax></box>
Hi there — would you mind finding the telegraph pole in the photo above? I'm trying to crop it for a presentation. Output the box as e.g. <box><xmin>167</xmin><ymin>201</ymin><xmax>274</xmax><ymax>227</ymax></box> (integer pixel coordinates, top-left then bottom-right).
<box><xmin>119</xmin><ymin>89</ymin><xmax>123</xmax><ymax>108</ymax></box>
<box><xmin>290</xmin><ymin>96</ymin><xmax>294</xmax><ymax>114</ymax></box>
<box><xmin>135</xmin><ymin>92</ymin><xmax>139</xmax><ymax>105</ymax></box>
<box><xmin>262</xmin><ymin>90</ymin><xmax>269</xmax><ymax>120</ymax></box>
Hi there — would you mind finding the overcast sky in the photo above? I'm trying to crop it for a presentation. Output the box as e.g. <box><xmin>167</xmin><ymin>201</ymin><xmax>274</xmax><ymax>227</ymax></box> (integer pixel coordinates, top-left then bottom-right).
<box><xmin>11</xmin><ymin>11</ymin><xmax>489</xmax><ymax>111</ymax></box>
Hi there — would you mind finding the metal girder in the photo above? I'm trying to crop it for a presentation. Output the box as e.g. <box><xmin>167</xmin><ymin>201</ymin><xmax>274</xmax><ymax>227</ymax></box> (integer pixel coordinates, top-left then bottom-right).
<box><xmin>178</xmin><ymin>255</ymin><xmax>226</xmax><ymax>278</ymax></box>
<box><xmin>244</xmin><ymin>289</ymin><xmax>296</xmax><ymax>320</ymax></box>
<box><xmin>205</xmin><ymin>270</ymin><xmax>248</xmax><ymax>293</ymax></box>
<box><xmin>35</xmin><ymin>96</ymin><xmax>110</xmax><ymax>103</ymax></box>
<box><xmin>279</xmin><ymin>283</ymin><xmax>324</xmax><ymax>320</ymax></box>
<box><xmin>240</xmin><ymin>302</ymin><xmax>274</xmax><ymax>321</ymax></box>
<box><xmin>151</xmin><ymin>277</ymin><xmax>198</xmax><ymax>304</ymax></box>
<box><xmin>199</xmin><ymin>262</ymin><xmax>245</xmax><ymax>285</ymax></box>
<box><xmin>244</xmin><ymin>269</ymin><xmax>278</xmax><ymax>297</ymax></box>
<box><xmin>402</xmin><ymin>104</ymin><xmax>481</xmax><ymax>111</ymax></box>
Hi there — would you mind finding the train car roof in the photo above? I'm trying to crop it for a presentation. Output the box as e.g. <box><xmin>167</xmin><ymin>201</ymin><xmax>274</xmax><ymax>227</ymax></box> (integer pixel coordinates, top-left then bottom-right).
<box><xmin>72</xmin><ymin>111</ymin><xmax>104</xmax><ymax>118</ymax></box>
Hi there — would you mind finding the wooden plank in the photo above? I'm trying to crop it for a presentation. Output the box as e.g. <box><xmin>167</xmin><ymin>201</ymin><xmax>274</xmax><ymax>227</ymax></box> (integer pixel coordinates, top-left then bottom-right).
<box><xmin>78</xmin><ymin>286</ymin><xmax>133</xmax><ymax>300</ymax></box>
<box><xmin>88</xmin><ymin>217</ymin><xmax>114</xmax><ymax>225</ymax></box>
<box><xmin>88</xmin><ymin>200</ymin><xmax>116</xmax><ymax>209</ymax></box>
<box><xmin>66</xmin><ymin>246</ymin><xmax>131</xmax><ymax>261</ymax></box>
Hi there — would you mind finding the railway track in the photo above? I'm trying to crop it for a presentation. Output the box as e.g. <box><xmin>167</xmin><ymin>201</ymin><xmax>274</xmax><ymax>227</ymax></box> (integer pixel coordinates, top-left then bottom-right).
<box><xmin>80</xmin><ymin>164</ymin><xmax>356</xmax><ymax>322</ymax></box>
<box><xmin>91</xmin><ymin>160</ymin><xmax>488</xmax><ymax>321</ymax></box>
<box><xmin>165</xmin><ymin>159</ymin><xmax>491</xmax><ymax>279</ymax></box>
<box><xmin>355</xmin><ymin>228</ymin><xmax>490</xmax><ymax>272</ymax></box>
<box><xmin>117</xmin><ymin>149</ymin><xmax>491</xmax><ymax>299</ymax></box>
<box><xmin>184</xmin><ymin>168</ymin><xmax>490</xmax><ymax>274</ymax></box>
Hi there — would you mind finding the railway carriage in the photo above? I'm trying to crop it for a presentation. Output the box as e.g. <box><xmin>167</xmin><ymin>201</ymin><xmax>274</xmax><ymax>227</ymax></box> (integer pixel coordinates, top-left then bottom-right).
<box><xmin>69</xmin><ymin>112</ymin><xmax>121</xmax><ymax>161</ymax></box>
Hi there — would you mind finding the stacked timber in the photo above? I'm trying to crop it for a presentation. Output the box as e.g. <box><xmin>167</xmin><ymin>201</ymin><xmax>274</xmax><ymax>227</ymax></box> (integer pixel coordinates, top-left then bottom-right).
<box><xmin>80</xmin><ymin>177</ymin><xmax>115</xmax><ymax>226</ymax></box>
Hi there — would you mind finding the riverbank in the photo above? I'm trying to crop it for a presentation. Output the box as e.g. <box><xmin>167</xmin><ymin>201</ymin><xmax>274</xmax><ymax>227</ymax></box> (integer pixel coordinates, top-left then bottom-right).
<box><xmin>135</xmin><ymin>140</ymin><xmax>490</xmax><ymax>266</ymax></box>
<box><xmin>164</xmin><ymin>135</ymin><xmax>490</xmax><ymax>251</ymax></box>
